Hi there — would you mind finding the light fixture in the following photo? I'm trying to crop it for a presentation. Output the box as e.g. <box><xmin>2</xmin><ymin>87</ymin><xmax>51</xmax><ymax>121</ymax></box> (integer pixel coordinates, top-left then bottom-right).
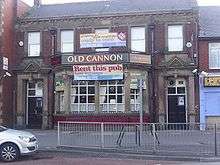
<box><xmin>200</xmin><ymin>71</ymin><xmax>208</xmax><ymax>76</ymax></box>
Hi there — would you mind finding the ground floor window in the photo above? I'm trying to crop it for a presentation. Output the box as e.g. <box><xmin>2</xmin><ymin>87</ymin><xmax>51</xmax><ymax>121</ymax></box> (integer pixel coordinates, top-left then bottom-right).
<box><xmin>58</xmin><ymin>91</ymin><xmax>64</xmax><ymax>112</ymax></box>
<box><xmin>130</xmin><ymin>88</ymin><xmax>140</xmax><ymax>111</ymax></box>
<box><xmin>71</xmin><ymin>81</ymin><xmax>95</xmax><ymax>112</ymax></box>
<box><xmin>99</xmin><ymin>80</ymin><xmax>124</xmax><ymax>112</ymax></box>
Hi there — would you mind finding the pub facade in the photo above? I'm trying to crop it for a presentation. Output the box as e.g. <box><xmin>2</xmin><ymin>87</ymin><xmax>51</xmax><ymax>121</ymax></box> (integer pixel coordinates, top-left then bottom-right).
<box><xmin>14</xmin><ymin>0</ymin><xmax>198</xmax><ymax>129</ymax></box>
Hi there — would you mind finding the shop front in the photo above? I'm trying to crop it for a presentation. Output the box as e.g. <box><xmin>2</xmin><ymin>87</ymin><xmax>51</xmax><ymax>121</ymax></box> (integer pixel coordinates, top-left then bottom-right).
<box><xmin>200</xmin><ymin>75</ymin><xmax>220</xmax><ymax>125</ymax></box>
<box><xmin>53</xmin><ymin>53</ymin><xmax>151</xmax><ymax>124</ymax></box>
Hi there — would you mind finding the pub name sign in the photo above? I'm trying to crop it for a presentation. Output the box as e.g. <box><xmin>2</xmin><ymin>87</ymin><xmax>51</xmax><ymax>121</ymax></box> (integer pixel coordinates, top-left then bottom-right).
<box><xmin>62</xmin><ymin>53</ymin><xmax>128</xmax><ymax>65</ymax></box>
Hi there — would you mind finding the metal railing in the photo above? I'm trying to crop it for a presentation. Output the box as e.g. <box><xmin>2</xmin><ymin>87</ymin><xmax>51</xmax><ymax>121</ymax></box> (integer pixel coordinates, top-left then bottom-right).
<box><xmin>58</xmin><ymin>122</ymin><xmax>219</xmax><ymax>156</ymax></box>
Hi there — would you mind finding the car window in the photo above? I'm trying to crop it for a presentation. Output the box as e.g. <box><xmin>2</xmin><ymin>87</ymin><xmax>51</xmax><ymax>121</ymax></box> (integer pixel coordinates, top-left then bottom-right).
<box><xmin>0</xmin><ymin>126</ymin><xmax>7</xmax><ymax>132</ymax></box>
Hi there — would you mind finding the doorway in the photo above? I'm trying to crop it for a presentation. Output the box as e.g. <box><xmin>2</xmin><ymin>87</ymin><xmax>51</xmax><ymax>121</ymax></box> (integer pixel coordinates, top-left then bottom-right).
<box><xmin>167</xmin><ymin>79</ymin><xmax>186</xmax><ymax>123</ymax></box>
<box><xmin>26</xmin><ymin>81</ymin><xmax>43</xmax><ymax>129</ymax></box>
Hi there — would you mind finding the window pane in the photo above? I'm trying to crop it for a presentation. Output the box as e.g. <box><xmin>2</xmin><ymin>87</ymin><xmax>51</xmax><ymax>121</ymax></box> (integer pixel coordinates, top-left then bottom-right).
<box><xmin>29</xmin><ymin>45</ymin><xmax>40</xmax><ymax>56</ymax></box>
<box><xmin>61</xmin><ymin>31</ymin><xmax>73</xmax><ymax>42</ymax></box>
<box><xmin>80</xmin><ymin>96</ymin><xmax>86</xmax><ymax>103</ymax></box>
<box><xmin>28</xmin><ymin>32</ymin><xmax>40</xmax><ymax>44</ymax></box>
<box><xmin>80</xmin><ymin>87</ymin><xmax>86</xmax><ymax>94</ymax></box>
<box><xmin>61</xmin><ymin>43</ymin><xmax>73</xmax><ymax>53</ymax></box>
<box><xmin>168</xmin><ymin>39</ymin><xmax>183</xmax><ymax>51</ymax></box>
<box><xmin>131</xmin><ymin>40</ymin><xmax>145</xmax><ymax>52</ymax></box>
<box><xmin>131</xmin><ymin>27</ymin><xmax>145</xmax><ymax>40</ymax></box>
<box><xmin>88</xmin><ymin>86</ymin><xmax>95</xmax><ymax>94</ymax></box>
<box><xmin>88</xmin><ymin>96</ymin><xmax>95</xmax><ymax>103</ymax></box>
<box><xmin>168</xmin><ymin>25</ymin><xmax>183</xmax><ymax>38</ymax></box>
<box><xmin>177</xmin><ymin>87</ymin><xmax>185</xmax><ymax>94</ymax></box>
<box><xmin>168</xmin><ymin>87</ymin><xmax>176</xmax><ymax>94</ymax></box>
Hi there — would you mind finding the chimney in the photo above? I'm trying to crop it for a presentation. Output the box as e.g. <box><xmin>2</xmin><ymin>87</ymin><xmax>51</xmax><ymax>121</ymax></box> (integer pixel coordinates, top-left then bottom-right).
<box><xmin>34</xmin><ymin>0</ymin><xmax>42</xmax><ymax>6</ymax></box>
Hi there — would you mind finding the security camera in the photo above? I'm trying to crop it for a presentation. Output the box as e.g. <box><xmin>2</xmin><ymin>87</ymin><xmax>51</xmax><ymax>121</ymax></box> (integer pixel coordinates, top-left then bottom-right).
<box><xmin>192</xmin><ymin>69</ymin><xmax>198</xmax><ymax>74</ymax></box>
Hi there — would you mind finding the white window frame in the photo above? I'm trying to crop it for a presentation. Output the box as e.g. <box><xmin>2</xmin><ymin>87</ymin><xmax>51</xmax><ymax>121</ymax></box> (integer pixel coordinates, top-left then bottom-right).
<box><xmin>209</xmin><ymin>43</ymin><xmax>220</xmax><ymax>69</ymax></box>
<box><xmin>131</xmin><ymin>27</ymin><xmax>146</xmax><ymax>52</ymax></box>
<box><xmin>130</xmin><ymin>88</ymin><xmax>140</xmax><ymax>112</ymax></box>
<box><xmin>168</xmin><ymin>25</ymin><xmax>183</xmax><ymax>52</ymax></box>
<box><xmin>28</xmin><ymin>32</ymin><xmax>40</xmax><ymax>57</ymax></box>
<box><xmin>71</xmin><ymin>81</ymin><xmax>95</xmax><ymax>112</ymax></box>
<box><xmin>99</xmin><ymin>80</ymin><xmax>124</xmax><ymax>113</ymax></box>
<box><xmin>95</xmin><ymin>28</ymin><xmax>109</xmax><ymax>52</ymax></box>
<box><xmin>61</xmin><ymin>30</ymin><xmax>74</xmax><ymax>53</ymax></box>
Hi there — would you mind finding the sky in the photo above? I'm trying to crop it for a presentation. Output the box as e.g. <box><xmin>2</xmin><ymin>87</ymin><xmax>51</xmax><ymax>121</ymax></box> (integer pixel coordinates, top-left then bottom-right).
<box><xmin>21</xmin><ymin>0</ymin><xmax>220</xmax><ymax>6</ymax></box>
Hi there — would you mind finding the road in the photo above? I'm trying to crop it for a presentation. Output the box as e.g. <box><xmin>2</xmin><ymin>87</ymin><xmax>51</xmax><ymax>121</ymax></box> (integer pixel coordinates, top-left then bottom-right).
<box><xmin>1</xmin><ymin>151</ymin><xmax>220</xmax><ymax>165</ymax></box>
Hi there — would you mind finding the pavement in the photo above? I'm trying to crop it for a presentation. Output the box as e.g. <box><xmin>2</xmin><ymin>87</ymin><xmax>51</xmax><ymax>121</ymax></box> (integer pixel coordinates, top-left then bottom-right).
<box><xmin>25</xmin><ymin>129</ymin><xmax>220</xmax><ymax>163</ymax></box>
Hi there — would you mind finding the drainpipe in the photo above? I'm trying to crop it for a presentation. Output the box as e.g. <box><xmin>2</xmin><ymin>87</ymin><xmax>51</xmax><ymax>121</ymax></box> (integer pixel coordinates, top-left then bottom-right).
<box><xmin>149</xmin><ymin>24</ymin><xmax>156</xmax><ymax>123</ymax></box>
<box><xmin>49</xmin><ymin>28</ymin><xmax>57</xmax><ymax>129</ymax></box>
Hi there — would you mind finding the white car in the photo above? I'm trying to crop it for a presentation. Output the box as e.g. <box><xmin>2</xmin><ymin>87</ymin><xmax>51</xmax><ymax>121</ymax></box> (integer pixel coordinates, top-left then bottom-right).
<box><xmin>0</xmin><ymin>126</ymin><xmax>38</xmax><ymax>162</ymax></box>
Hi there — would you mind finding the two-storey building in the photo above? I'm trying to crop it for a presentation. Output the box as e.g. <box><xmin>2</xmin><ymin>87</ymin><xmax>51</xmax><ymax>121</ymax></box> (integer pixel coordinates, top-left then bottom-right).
<box><xmin>15</xmin><ymin>0</ymin><xmax>198</xmax><ymax>129</ymax></box>
<box><xmin>199</xmin><ymin>7</ymin><xmax>220</xmax><ymax>125</ymax></box>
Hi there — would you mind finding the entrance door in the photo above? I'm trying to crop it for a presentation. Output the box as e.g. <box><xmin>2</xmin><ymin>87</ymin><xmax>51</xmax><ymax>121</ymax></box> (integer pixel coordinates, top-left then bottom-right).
<box><xmin>168</xmin><ymin>95</ymin><xmax>186</xmax><ymax>123</ymax></box>
<box><xmin>26</xmin><ymin>81</ymin><xmax>43</xmax><ymax>129</ymax></box>
<box><xmin>167</xmin><ymin>79</ymin><xmax>186</xmax><ymax>123</ymax></box>
<box><xmin>28</xmin><ymin>97</ymin><xmax>43</xmax><ymax>128</ymax></box>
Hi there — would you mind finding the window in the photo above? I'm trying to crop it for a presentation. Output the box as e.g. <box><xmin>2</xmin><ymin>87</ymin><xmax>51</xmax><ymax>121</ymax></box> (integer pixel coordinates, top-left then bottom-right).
<box><xmin>100</xmin><ymin>80</ymin><xmax>124</xmax><ymax>112</ymax></box>
<box><xmin>130</xmin><ymin>89</ymin><xmax>140</xmax><ymax>112</ymax></box>
<box><xmin>95</xmin><ymin>28</ymin><xmax>109</xmax><ymax>52</ymax></box>
<box><xmin>71</xmin><ymin>81</ymin><xmax>95</xmax><ymax>112</ymax></box>
<box><xmin>209</xmin><ymin>43</ymin><xmax>220</xmax><ymax>69</ymax></box>
<box><xmin>131</xmin><ymin>27</ymin><xmax>145</xmax><ymax>52</ymax></box>
<box><xmin>28</xmin><ymin>32</ymin><xmax>40</xmax><ymax>56</ymax></box>
<box><xmin>168</xmin><ymin>25</ymin><xmax>183</xmax><ymax>52</ymax></box>
<box><xmin>58</xmin><ymin>91</ymin><xmax>64</xmax><ymax>112</ymax></box>
<box><xmin>61</xmin><ymin>30</ymin><xmax>74</xmax><ymax>53</ymax></box>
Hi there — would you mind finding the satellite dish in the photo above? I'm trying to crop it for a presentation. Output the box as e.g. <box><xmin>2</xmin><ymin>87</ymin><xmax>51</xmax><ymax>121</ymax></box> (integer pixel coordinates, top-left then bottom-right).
<box><xmin>186</xmin><ymin>42</ymin><xmax>192</xmax><ymax>48</ymax></box>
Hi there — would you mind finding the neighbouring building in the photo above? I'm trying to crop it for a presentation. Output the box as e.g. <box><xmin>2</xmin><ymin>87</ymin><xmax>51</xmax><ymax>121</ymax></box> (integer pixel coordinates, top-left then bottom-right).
<box><xmin>14</xmin><ymin>0</ymin><xmax>199</xmax><ymax>129</ymax></box>
<box><xmin>0</xmin><ymin>0</ymin><xmax>29</xmax><ymax>127</ymax></box>
<box><xmin>199</xmin><ymin>7</ymin><xmax>220</xmax><ymax>125</ymax></box>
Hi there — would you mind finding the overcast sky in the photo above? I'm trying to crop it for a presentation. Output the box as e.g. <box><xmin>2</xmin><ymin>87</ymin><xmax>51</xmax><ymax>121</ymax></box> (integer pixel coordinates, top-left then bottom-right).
<box><xmin>21</xmin><ymin>0</ymin><xmax>220</xmax><ymax>6</ymax></box>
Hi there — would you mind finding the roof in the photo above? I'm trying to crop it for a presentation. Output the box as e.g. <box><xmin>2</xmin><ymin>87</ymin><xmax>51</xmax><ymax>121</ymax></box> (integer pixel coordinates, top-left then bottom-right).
<box><xmin>199</xmin><ymin>6</ymin><xmax>220</xmax><ymax>38</ymax></box>
<box><xmin>23</xmin><ymin>0</ymin><xmax>197</xmax><ymax>19</ymax></box>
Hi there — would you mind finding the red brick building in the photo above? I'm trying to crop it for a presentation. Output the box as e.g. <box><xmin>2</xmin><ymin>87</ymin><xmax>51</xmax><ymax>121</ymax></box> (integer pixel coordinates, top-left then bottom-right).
<box><xmin>14</xmin><ymin>0</ymin><xmax>198</xmax><ymax>129</ymax></box>
<box><xmin>199</xmin><ymin>7</ymin><xmax>220</xmax><ymax>125</ymax></box>
<box><xmin>0</xmin><ymin>0</ymin><xmax>29</xmax><ymax>126</ymax></box>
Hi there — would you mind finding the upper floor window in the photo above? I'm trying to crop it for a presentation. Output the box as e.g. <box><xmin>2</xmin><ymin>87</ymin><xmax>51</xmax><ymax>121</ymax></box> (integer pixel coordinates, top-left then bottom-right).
<box><xmin>209</xmin><ymin>43</ymin><xmax>220</xmax><ymax>69</ymax></box>
<box><xmin>168</xmin><ymin>25</ymin><xmax>183</xmax><ymax>52</ymax></box>
<box><xmin>131</xmin><ymin>27</ymin><xmax>145</xmax><ymax>52</ymax></box>
<box><xmin>61</xmin><ymin>30</ymin><xmax>74</xmax><ymax>53</ymax></box>
<box><xmin>28</xmin><ymin>32</ymin><xmax>40</xmax><ymax>56</ymax></box>
<box><xmin>95</xmin><ymin>28</ymin><xmax>109</xmax><ymax>52</ymax></box>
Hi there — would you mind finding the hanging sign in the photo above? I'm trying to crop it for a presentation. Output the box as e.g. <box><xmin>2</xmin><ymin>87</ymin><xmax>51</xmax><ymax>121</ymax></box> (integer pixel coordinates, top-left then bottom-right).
<box><xmin>73</xmin><ymin>64</ymin><xmax>123</xmax><ymax>80</ymax></box>
<box><xmin>80</xmin><ymin>32</ymin><xmax>126</xmax><ymax>48</ymax></box>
